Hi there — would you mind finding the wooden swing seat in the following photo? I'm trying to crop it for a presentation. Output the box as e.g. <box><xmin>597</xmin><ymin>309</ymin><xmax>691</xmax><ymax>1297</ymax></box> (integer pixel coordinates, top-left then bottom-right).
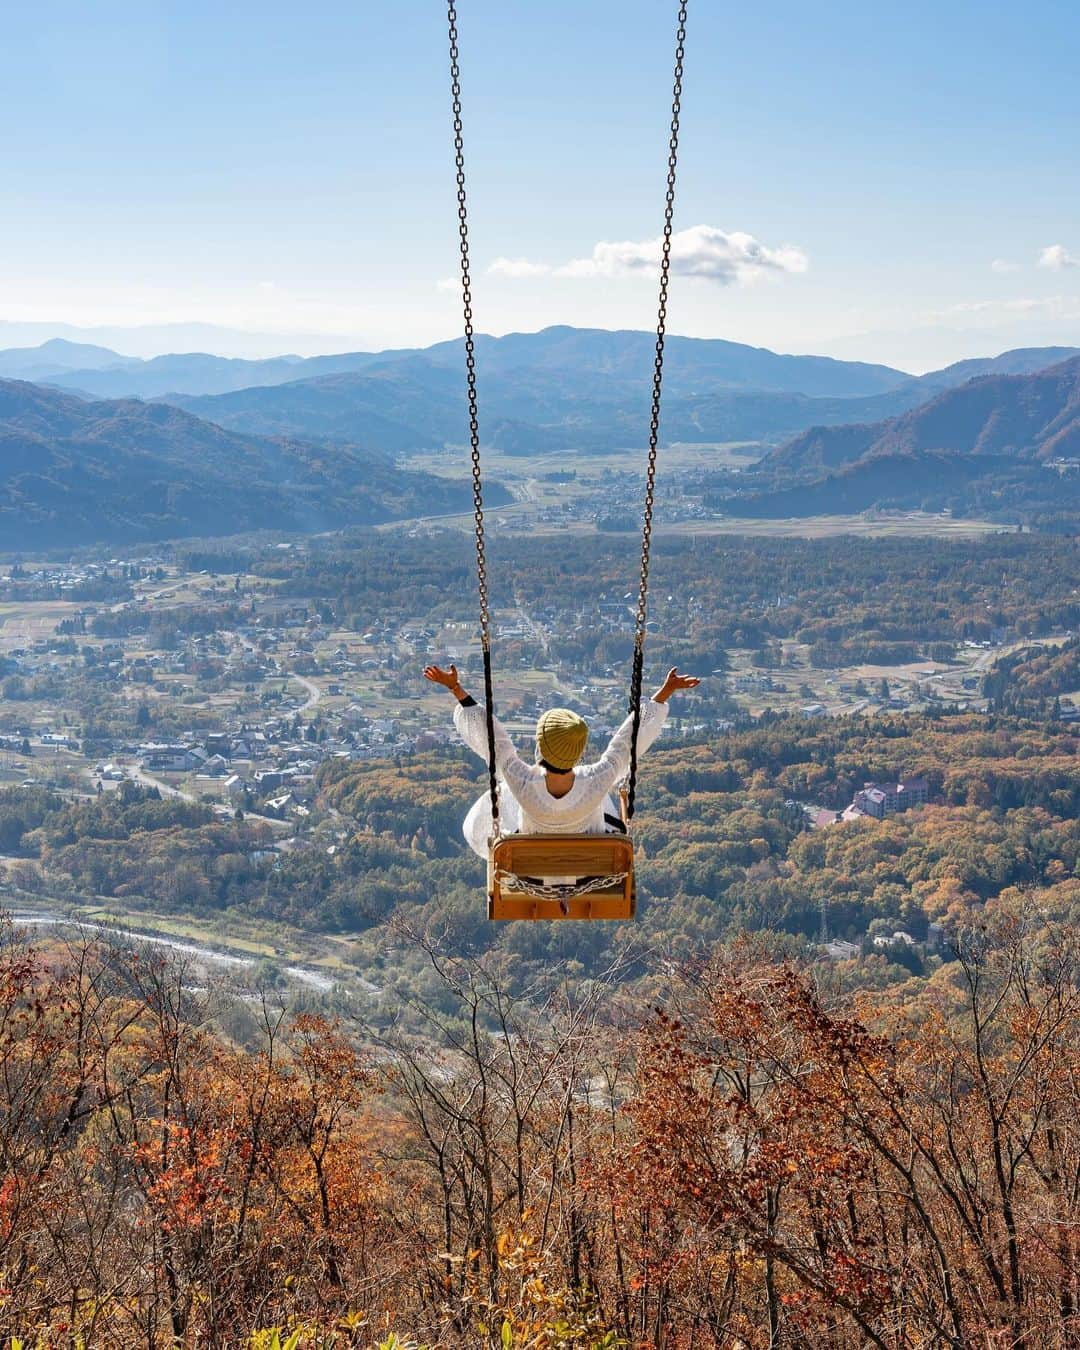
<box><xmin>487</xmin><ymin>833</ymin><xmax>636</xmax><ymax>921</ymax></box>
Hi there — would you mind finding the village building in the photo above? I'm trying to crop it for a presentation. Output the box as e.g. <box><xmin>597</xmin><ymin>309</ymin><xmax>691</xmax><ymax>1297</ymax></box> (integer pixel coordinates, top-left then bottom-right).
<box><xmin>853</xmin><ymin>777</ymin><xmax>929</xmax><ymax>819</ymax></box>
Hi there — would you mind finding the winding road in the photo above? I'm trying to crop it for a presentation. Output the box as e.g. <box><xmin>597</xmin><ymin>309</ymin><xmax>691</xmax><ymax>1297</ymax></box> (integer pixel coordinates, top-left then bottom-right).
<box><xmin>291</xmin><ymin>673</ymin><xmax>322</xmax><ymax>712</ymax></box>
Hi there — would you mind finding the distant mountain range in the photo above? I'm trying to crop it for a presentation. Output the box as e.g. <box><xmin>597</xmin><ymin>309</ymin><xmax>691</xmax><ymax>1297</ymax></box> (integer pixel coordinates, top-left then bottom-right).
<box><xmin>0</xmin><ymin>379</ymin><xmax>504</xmax><ymax>549</ymax></box>
<box><xmin>153</xmin><ymin>333</ymin><xmax>1080</xmax><ymax>457</ymax></box>
<box><xmin>0</xmin><ymin>320</ymin><xmax>350</xmax><ymax>362</ymax></box>
<box><xmin>1</xmin><ymin>329</ymin><xmax>1078</xmax><ymax>546</ymax></box>
<box><xmin>8</xmin><ymin>326</ymin><xmax>912</xmax><ymax>402</ymax></box>
<box><xmin>166</xmin><ymin>361</ymin><xmax>923</xmax><ymax>455</ymax></box>
<box><xmin>6</xmin><ymin>329</ymin><xmax>1080</xmax><ymax>462</ymax></box>
<box><xmin>733</xmin><ymin>357</ymin><xmax>1080</xmax><ymax>519</ymax></box>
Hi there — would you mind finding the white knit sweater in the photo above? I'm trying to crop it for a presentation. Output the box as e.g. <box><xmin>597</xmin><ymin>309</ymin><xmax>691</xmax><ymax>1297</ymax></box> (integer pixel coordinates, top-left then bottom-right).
<box><xmin>453</xmin><ymin>699</ymin><xmax>669</xmax><ymax>857</ymax></box>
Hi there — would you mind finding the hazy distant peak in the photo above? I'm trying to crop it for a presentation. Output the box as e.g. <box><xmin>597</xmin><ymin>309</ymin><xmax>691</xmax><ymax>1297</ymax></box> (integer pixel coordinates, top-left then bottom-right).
<box><xmin>0</xmin><ymin>338</ymin><xmax>131</xmax><ymax>379</ymax></box>
<box><xmin>34</xmin><ymin>337</ymin><xmax>128</xmax><ymax>364</ymax></box>
<box><xmin>919</xmin><ymin>345</ymin><xmax>1080</xmax><ymax>389</ymax></box>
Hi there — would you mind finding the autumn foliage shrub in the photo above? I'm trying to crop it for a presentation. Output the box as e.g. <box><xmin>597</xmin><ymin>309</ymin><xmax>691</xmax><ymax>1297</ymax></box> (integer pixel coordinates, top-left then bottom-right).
<box><xmin>0</xmin><ymin>896</ymin><xmax>1076</xmax><ymax>1346</ymax></box>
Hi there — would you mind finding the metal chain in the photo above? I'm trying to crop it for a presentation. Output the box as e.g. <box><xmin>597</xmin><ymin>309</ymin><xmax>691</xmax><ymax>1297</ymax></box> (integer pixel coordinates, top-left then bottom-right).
<box><xmin>635</xmin><ymin>0</ymin><xmax>688</xmax><ymax>647</ymax></box>
<box><xmin>448</xmin><ymin>0</ymin><xmax>499</xmax><ymax>826</ymax></box>
<box><xmin>626</xmin><ymin>0</ymin><xmax>688</xmax><ymax>822</ymax></box>
<box><xmin>497</xmin><ymin>870</ymin><xmax>630</xmax><ymax>901</ymax></box>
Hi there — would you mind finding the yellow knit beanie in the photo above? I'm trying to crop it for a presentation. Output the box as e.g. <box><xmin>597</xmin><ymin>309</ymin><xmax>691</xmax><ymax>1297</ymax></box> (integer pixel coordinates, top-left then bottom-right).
<box><xmin>535</xmin><ymin>708</ymin><xmax>589</xmax><ymax>771</ymax></box>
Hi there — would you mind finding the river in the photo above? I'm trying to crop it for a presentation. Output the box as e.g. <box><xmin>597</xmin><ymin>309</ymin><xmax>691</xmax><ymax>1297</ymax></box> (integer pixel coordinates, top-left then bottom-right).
<box><xmin>10</xmin><ymin>908</ymin><xmax>337</xmax><ymax>994</ymax></box>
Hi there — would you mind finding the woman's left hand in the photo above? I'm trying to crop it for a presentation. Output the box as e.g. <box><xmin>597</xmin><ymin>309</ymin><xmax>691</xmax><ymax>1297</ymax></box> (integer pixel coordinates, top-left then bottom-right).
<box><xmin>424</xmin><ymin>663</ymin><xmax>462</xmax><ymax>693</ymax></box>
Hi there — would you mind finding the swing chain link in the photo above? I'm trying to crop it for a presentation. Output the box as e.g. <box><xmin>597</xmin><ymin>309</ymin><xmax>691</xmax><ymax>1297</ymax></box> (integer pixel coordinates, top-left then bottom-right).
<box><xmin>635</xmin><ymin>0</ymin><xmax>687</xmax><ymax>644</ymax></box>
<box><xmin>448</xmin><ymin>1</ymin><xmax>490</xmax><ymax>647</ymax></box>
<box><xmin>448</xmin><ymin>0</ymin><xmax>499</xmax><ymax>824</ymax></box>
<box><xmin>627</xmin><ymin>0</ymin><xmax>688</xmax><ymax>821</ymax></box>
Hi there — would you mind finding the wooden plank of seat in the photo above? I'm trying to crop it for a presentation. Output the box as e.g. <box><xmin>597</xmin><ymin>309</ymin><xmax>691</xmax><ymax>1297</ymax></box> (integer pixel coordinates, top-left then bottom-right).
<box><xmin>494</xmin><ymin>834</ymin><xmax>634</xmax><ymax>878</ymax></box>
<box><xmin>490</xmin><ymin>890</ymin><xmax>635</xmax><ymax>921</ymax></box>
<box><xmin>487</xmin><ymin>834</ymin><xmax>636</xmax><ymax>921</ymax></box>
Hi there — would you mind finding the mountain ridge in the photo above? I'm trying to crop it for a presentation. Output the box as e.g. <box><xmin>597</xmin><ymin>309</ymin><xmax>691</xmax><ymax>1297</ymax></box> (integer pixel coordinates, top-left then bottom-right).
<box><xmin>0</xmin><ymin>378</ymin><xmax>504</xmax><ymax>548</ymax></box>
<box><xmin>765</xmin><ymin>355</ymin><xmax>1080</xmax><ymax>477</ymax></box>
<box><xmin>913</xmin><ymin>346</ymin><xmax>1080</xmax><ymax>391</ymax></box>
<box><xmin>17</xmin><ymin>326</ymin><xmax>913</xmax><ymax>403</ymax></box>
<box><xmin>164</xmin><ymin>339</ymin><xmax>1080</xmax><ymax>459</ymax></box>
<box><xmin>0</xmin><ymin>338</ymin><xmax>136</xmax><ymax>382</ymax></box>
<box><xmin>732</xmin><ymin>357</ymin><xmax>1080</xmax><ymax>519</ymax></box>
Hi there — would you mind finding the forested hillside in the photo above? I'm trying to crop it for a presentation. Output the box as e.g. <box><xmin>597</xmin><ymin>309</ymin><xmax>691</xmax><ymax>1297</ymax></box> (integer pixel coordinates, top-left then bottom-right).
<box><xmin>766</xmin><ymin>355</ymin><xmax>1080</xmax><ymax>475</ymax></box>
<box><xmin>731</xmin><ymin>449</ymin><xmax>1076</xmax><ymax>521</ymax></box>
<box><xmin>734</xmin><ymin>357</ymin><xmax>1080</xmax><ymax>519</ymax></box>
<box><xmin>0</xmin><ymin>378</ymin><xmax>504</xmax><ymax>546</ymax></box>
<box><xmin>983</xmin><ymin>634</ymin><xmax>1080</xmax><ymax>711</ymax></box>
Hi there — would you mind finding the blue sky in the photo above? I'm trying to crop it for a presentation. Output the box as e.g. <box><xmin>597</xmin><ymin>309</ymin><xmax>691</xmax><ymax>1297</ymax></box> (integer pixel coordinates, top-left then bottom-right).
<box><xmin>3</xmin><ymin>0</ymin><xmax>1080</xmax><ymax>370</ymax></box>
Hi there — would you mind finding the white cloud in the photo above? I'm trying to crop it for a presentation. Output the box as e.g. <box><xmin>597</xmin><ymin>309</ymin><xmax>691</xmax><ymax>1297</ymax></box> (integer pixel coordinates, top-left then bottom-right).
<box><xmin>435</xmin><ymin>276</ymin><xmax>459</xmax><ymax>292</ymax></box>
<box><xmin>488</xmin><ymin>256</ymin><xmax>552</xmax><ymax>278</ymax></box>
<box><xmin>1038</xmin><ymin>244</ymin><xmax>1080</xmax><ymax>270</ymax></box>
<box><xmin>556</xmin><ymin>224</ymin><xmax>808</xmax><ymax>284</ymax></box>
<box><xmin>476</xmin><ymin>225</ymin><xmax>808</xmax><ymax>288</ymax></box>
<box><xmin>990</xmin><ymin>258</ymin><xmax>1020</xmax><ymax>274</ymax></box>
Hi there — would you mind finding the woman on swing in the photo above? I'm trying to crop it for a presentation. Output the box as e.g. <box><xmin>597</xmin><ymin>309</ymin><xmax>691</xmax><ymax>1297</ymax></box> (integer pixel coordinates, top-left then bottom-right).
<box><xmin>424</xmin><ymin>663</ymin><xmax>699</xmax><ymax>858</ymax></box>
